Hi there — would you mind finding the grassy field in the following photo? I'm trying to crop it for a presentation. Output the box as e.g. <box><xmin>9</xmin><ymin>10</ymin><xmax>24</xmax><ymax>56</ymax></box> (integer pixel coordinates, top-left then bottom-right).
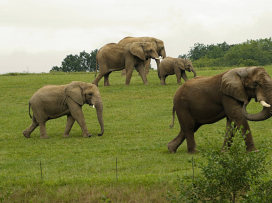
<box><xmin>1</xmin><ymin>67</ymin><xmax>272</xmax><ymax>202</ymax></box>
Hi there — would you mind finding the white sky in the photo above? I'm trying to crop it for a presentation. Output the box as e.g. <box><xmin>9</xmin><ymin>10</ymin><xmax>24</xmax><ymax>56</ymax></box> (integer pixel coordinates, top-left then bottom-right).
<box><xmin>0</xmin><ymin>0</ymin><xmax>272</xmax><ymax>74</ymax></box>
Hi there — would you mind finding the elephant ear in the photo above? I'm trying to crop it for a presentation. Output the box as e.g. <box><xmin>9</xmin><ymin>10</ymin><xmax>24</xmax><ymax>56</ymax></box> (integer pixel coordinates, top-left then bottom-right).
<box><xmin>65</xmin><ymin>81</ymin><xmax>84</xmax><ymax>106</ymax></box>
<box><xmin>175</xmin><ymin>59</ymin><xmax>185</xmax><ymax>70</ymax></box>
<box><xmin>130</xmin><ymin>42</ymin><xmax>146</xmax><ymax>60</ymax></box>
<box><xmin>220</xmin><ymin>68</ymin><xmax>248</xmax><ymax>102</ymax></box>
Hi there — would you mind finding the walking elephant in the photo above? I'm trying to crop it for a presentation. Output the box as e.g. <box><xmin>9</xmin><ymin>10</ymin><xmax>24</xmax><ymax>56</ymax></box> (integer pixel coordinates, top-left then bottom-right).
<box><xmin>118</xmin><ymin>36</ymin><xmax>166</xmax><ymax>76</ymax></box>
<box><xmin>92</xmin><ymin>42</ymin><xmax>159</xmax><ymax>86</ymax></box>
<box><xmin>168</xmin><ymin>67</ymin><xmax>272</xmax><ymax>154</ymax></box>
<box><xmin>158</xmin><ymin>57</ymin><xmax>196</xmax><ymax>85</ymax></box>
<box><xmin>23</xmin><ymin>81</ymin><xmax>104</xmax><ymax>139</ymax></box>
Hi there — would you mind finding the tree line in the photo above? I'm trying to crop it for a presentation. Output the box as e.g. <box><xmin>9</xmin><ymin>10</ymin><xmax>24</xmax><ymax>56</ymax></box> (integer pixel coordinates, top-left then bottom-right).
<box><xmin>50</xmin><ymin>50</ymin><xmax>98</xmax><ymax>72</ymax></box>
<box><xmin>180</xmin><ymin>37</ymin><xmax>272</xmax><ymax>68</ymax></box>
<box><xmin>51</xmin><ymin>38</ymin><xmax>272</xmax><ymax>72</ymax></box>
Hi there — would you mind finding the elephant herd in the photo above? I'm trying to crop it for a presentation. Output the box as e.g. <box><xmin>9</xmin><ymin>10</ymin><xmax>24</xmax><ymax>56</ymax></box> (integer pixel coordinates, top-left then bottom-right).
<box><xmin>92</xmin><ymin>36</ymin><xmax>197</xmax><ymax>86</ymax></box>
<box><xmin>23</xmin><ymin>36</ymin><xmax>272</xmax><ymax>154</ymax></box>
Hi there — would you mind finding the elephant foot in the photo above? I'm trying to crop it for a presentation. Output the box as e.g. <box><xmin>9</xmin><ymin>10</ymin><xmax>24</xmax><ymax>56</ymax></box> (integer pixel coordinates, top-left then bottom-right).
<box><xmin>62</xmin><ymin>134</ymin><xmax>71</xmax><ymax>138</ymax></box>
<box><xmin>246</xmin><ymin>148</ymin><xmax>259</xmax><ymax>153</ymax></box>
<box><xmin>92</xmin><ymin>81</ymin><xmax>98</xmax><ymax>87</ymax></box>
<box><xmin>40</xmin><ymin>135</ymin><xmax>50</xmax><ymax>139</ymax></box>
<box><xmin>246</xmin><ymin>144</ymin><xmax>258</xmax><ymax>153</ymax></box>
<box><xmin>23</xmin><ymin>130</ymin><xmax>30</xmax><ymax>138</ymax></box>
<box><xmin>167</xmin><ymin>142</ymin><xmax>177</xmax><ymax>153</ymax></box>
<box><xmin>187</xmin><ymin>149</ymin><xmax>199</xmax><ymax>154</ymax></box>
<box><xmin>83</xmin><ymin>133</ymin><xmax>92</xmax><ymax>138</ymax></box>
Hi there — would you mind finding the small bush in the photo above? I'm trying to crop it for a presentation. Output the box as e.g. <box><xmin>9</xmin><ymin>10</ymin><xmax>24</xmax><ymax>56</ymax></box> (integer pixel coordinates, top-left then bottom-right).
<box><xmin>166</xmin><ymin>125</ymin><xmax>270</xmax><ymax>203</ymax></box>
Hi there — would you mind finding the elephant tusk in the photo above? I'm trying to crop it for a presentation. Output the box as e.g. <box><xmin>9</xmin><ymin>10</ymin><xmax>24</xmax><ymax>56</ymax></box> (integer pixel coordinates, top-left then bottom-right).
<box><xmin>260</xmin><ymin>100</ymin><xmax>271</xmax><ymax>107</ymax></box>
<box><xmin>93</xmin><ymin>105</ymin><xmax>95</xmax><ymax>108</ymax></box>
<box><xmin>155</xmin><ymin>57</ymin><xmax>163</xmax><ymax>60</ymax></box>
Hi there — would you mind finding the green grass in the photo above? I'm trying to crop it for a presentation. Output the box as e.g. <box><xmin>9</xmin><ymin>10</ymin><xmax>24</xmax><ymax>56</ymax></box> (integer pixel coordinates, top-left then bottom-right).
<box><xmin>1</xmin><ymin>67</ymin><xmax>272</xmax><ymax>202</ymax></box>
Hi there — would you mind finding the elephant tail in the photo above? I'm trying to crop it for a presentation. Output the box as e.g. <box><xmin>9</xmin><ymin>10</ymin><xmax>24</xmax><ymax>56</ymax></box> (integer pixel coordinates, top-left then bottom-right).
<box><xmin>170</xmin><ymin>106</ymin><xmax>175</xmax><ymax>128</ymax></box>
<box><xmin>28</xmin><ymin>102</ymin><xmax>32</xmax><ymax>119</ymax></box>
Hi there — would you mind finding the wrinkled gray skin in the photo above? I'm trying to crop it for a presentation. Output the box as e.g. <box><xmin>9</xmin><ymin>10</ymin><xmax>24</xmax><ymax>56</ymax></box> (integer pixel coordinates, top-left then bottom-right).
<box><xmin>168</xmin><ymin>67</ymin><xmax>272</xmax><ymax>154</ymax></box>
<box><xmin>118</xmin><ymin>36</ymin><xmax>166</xmax><ymax>76</ymax></box>
<box><xmin>158</xmin><ymin>57</ymin><xmax>196</xmax><ymax>85</ymax></box>
<box><xmin>92</xmin><ymin>42</ymin><xmax>159</xmax><ymax>86</ymax></box>
<box><xmin>23</xmin><ymin>81</ymin><xmax>104</xmax><ymax>139</ymax></box>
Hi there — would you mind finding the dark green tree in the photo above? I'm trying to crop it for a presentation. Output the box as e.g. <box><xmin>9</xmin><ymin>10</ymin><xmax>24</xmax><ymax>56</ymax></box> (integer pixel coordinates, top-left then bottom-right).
<box><xmin>90</xmin><ymin>49</ymin><xmax>98</xmax><ymax>72</ymax></box>
<box><xmin>61</xmin><ymin>54</ymin><xmax>81</xmax><ymax>72</ymax></box>
<box><xmin>187</xmin><ymin>43</ymin><xmax>207</xmax><ymax>61</ymax></box>
<box><xmin>50</xmin><ymin>49</ymin><xmax>98</xmax><ymax>72</ymax></box>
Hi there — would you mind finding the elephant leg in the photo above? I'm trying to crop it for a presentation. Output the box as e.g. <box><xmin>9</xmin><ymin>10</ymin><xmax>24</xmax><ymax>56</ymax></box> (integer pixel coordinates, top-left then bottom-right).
<box><xmin>160</xmin><ymin>76</ymin><xmax>166</xmax><ymax>85</ymax></box>
<box><xmin>39</xmin><ymin>122</ymin><xmax>49</xmax><ymax>139</ymax></box>
<box><xmin>92</xmin><ymin>72</ymin><xmax>105</xmax><ymax>87</ymax></box>
<box><xmin>104</xmin><ymin>72</ymin><xmax>111</xmax><ymax>86</ymax></box>
<box><xmin>181</xmin><ymin>71</ymin><xmax>188</xmax><ymax>82</ymax></box>
<box><xmin>167</xmin><ymin>129</ymin><xmax>186</xmax><ymax>153</ymax></box>
<box><xmin>155</xmin><ymin>59</ymin><xmax>161</xmax><ymax>70</ymax></box>
<box><xmin>174</xmin><ymin>69</ymin><xmax>182</xmax><ymax>85</ymax></box>
<box><xmin>222</xmin><ymin>118</ymin><xmax>235</xmax><ymax>151</ymax></box>
<box><xmin>224</xmin><ymin>99</ymin><xmax>257</xmax><ymax>152</ymax></box>
<box><xmin>121</xmin><ymin>69</ymin><xmax>126</xmax><ymax>76</ymax></box>
<box><xmin>137</xmin><ymin>65</ymin><xmax>149</xmax><ymax>85</ymax></box>
<box><xmin>23</xmin><ymin>117</ymin><xmax>39</xmax><ymax>138</ymax></box>
<box><xmin>144</xmin><ymin>58</ymin><xmax>151</xmax><ymax>75</ymax></box>
<box><xmin>67</xmin><ymin>100</ymin><xmax>91</xmax><ymax>137</ymax></box>
<box><xmin>236</xmin><ymin>120</ymin><xmax>257</xmax><ymax>152</ymax></box>
<box><xmin>125</xmin><ymin>68</ymin><xmax>133</xmax><ymax>86</ymax></box>
<box><xmin>184</xmin><ymin>130</ymin><xmax>197</xmax><ymax>154</ymax></box>
<box><xmin>63</xmin><ymin>115</ymin><xmax>75</xmax><ymax>138</ymax></box>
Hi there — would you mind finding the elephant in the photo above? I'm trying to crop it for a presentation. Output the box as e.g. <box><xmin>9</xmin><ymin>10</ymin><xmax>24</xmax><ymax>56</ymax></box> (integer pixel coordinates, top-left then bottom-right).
<box><xmin>92</xmin><ymin>42</ymin><xmax>159</xmax><ymax>86</ymax></box>
<box><xmin>23</xmin><ymin>81</ymin><xmax>104</xmax><ymax>139</ymax></box>
<box><xmin>167</xmin><ymin>66</ymin><xmax>272</xmax><ymax>154</ymax></box>
<box><xmin>118</xmin><ymin>36</ymin><xmax>166</xmax><ymax>76</ymax></box>
<box><xmin>158</xmin><ymin>57</ymin><xmax>197</xmax><ymax>85</ymax></box>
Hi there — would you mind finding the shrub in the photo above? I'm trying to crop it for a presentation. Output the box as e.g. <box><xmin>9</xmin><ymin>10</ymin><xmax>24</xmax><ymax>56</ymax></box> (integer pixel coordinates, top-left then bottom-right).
<box><xmin>165</xmin><ymin>125</ymin><xmax>270</xmax><ymax>203</ymax></box>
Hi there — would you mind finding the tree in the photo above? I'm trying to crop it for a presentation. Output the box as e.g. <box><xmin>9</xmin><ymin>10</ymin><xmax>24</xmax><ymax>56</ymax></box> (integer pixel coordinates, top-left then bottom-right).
<box><xmin>184</xmin><ymin>38</ymin><xmax>272</xmax><ymax>68</ymax></box>
<box><xmin>90</xmin><ymin>49</ymin><xmax>98</xmax><ymax>72</ymax></box>
<box><xmin>50</xmin><ymin>49</ymin><xmax>98</xmax><ymax>72</ymax></box>
<box><xmin>178</xmin><ymin>54</ymin><xmax>188</xmax><ymax>59</ymax></box>
<box><xmin>187</xmin><ymin>43</ymin><xmax>207</xmax><ymax>61</ymax></box>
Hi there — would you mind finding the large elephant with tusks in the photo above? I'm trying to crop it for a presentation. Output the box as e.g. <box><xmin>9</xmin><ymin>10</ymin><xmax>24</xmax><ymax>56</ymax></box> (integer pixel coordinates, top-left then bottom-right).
<box><xmin>168</xmin><ymin>67</ymin><xmax>272</xmax><ymax>154</ymax></box>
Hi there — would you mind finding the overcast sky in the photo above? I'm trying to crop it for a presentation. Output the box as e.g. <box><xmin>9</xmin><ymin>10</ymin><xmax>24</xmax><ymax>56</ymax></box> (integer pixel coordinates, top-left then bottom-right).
<box><xmin>0</xmin><ymin>0</ymin><xmax>272</xmax><ymax>74</ymax></box>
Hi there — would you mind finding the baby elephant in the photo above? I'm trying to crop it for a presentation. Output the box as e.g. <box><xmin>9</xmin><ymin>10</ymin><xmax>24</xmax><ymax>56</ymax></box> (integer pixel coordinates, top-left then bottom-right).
<box><xmin>23</xmin><ymin>81</ymin><xmax>104</xmax><ymax>139</ymax></box>
<box><xmin>158</xmin><ymin>57</ymin><xmax>196</xmax><ymax>85</ymax></box>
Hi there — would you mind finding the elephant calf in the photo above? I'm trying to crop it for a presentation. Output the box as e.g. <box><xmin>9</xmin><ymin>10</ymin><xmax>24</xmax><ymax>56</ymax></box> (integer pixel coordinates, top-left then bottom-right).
<box><xmin>158</xmin><ymin>57</ymin><xmax>196</xmax><ymax>85</ymax></box>
<box><xmin>23</xmin><ymin>81</ymin><xmax>104</xmax><ymax>139</ymax></box>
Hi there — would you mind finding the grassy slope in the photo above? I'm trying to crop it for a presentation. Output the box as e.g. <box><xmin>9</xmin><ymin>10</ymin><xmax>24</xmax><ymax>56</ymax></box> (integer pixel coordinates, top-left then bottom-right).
<box><xmin>0</xmin><ymin>67</ymin><xmax>272</xmax><ymax>202</ymax></box>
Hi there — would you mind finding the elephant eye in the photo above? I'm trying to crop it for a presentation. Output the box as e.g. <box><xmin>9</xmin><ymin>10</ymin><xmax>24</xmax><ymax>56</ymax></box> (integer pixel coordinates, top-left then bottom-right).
<box><xmin>253</xmin><ymin>82</ymin><xmax>258</xmax><ymax>87</ymax></box>
<box><xmin>89</xmin><ymin>93</ymin><xmax>93</xmax><ymax>96</ymax></box>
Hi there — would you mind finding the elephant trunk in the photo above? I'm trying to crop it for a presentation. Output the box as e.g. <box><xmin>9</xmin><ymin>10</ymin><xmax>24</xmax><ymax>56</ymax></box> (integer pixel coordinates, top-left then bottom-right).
<box><xmin>95</xmin><ymin>100</ymin><xmax>104</xmax><ymax>136</ymax></box>
<box><xmin>242</xmin><ymin>101</ymin><xmax>272</xmax><ymax>121</ymax></box>
<box><xmin>160</xmin><ymin>49</ymin><xmax>166</xmax><ymax>59</ymax></box>
<box><xmin>191</xmin><ymin>67</ymin><xmax>197</xmax><ymax>78</ymax></box>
